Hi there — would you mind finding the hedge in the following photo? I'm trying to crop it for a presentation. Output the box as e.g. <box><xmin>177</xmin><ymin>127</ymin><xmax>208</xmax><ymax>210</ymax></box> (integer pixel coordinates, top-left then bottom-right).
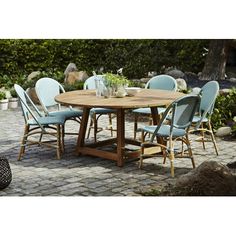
<box><xmin>0</xmin><ymin>39</ymin><xmax>209</xmax><ymax>79</ymax></box>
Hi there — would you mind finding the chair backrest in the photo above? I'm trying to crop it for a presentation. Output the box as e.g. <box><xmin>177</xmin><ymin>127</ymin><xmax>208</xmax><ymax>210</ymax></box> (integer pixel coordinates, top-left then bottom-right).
<box><xmin>83</xmin><ymin>75</ymin><xmax>104</xmax><ymax>90</ymax></box>
<box><xmin>151</xmin><ymin>95</ymin><xmax>200</xmax><ymax>141</ymax></box>
<box><xmin>199</xmin><ymin>81</ymin><xmax>219</xmax><ymax>116</ymax></box>
<box><xmin>145</xmin><ymin>74</ymin><xmax>177</xmax><ymax>91</ymax></box>
<box><xmin>14</xmin><ymin>84</ymin><xmax>43</xmax><ymax>127</ymax></box>
<box><xmin>35</xmin><ymin>77</ymin><xmax>65</xmax><ymax>114</ymax></box>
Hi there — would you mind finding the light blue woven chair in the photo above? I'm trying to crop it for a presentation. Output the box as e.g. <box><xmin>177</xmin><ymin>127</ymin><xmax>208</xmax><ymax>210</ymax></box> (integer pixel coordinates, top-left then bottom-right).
<box><xmin>14</xmin><ymin>84</ymin><xmax>65</xmax><ymax>160</ymax></box>
<box><xmin>83</xmin><ymin>75</ymin><xmax>116</xmax><ymax>142</ymax></box>
<box><xmin>139</xmin><ymin>95</ymin><xmax>200</xmax><ymax>177</ymax></box>
<box><xmin>190</xmin><ymin>81</ymin><xmax>219</xmax><ymax>155</ymax></box>
<box><xmin>133</xmin><ymin>74</ymin><xmax>177</xmax><ymax>139</ymax></box>
<box><xmin>35</xmin><ymin>77</ymin><xmax>83</xmax><ymax>146</ymax></box>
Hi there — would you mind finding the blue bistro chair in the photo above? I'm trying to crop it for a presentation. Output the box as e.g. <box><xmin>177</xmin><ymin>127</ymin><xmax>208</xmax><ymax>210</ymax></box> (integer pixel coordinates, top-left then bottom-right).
<box><xmin>35</xmin><ymin>78</ymin><xmax>83</xmax><ymax>147</ymax></box>
<box><xmin>132</xmin><ymin>74</ymin><xmax>178</xmax><ymax>140</ymax></box>
<box><xmin>83</xmin><ymin>75</ymin><xmax>116</xmax><ymax>142</ymax></box>
<box><xmin>190</xmin><ymin>81</ymin><xmax>219</xmax><ymax>155</ymax></box>
<box><xmin>139</xmin><ymin>95</ymin><xmax>200</xmax><ymax>177</ymax></box>
<box><xmin>14</xmin><ymin>84</ymin><xmax>65</xmax><ymax>160</ymax></box>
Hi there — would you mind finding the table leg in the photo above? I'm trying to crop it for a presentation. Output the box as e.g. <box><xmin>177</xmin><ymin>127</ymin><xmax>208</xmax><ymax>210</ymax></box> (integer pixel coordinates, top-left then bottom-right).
<box><xmin>151</xmin><ymin>106</ymin><xmax>166</xmax><ymax>153</ymax></box>
<box><xmin>76</xmin><ymin>107</ymin><xmax>91</xmax><ymax>154</ymax></box>
<box><xmin>116</xmin><ymin>108</ymin><xmax>125</xmax><ymax>167</ymax></box>
<box><xmin>150</xmin><ymin>106</ymin><xmax>160</xmax><ymax>125</ymax></box>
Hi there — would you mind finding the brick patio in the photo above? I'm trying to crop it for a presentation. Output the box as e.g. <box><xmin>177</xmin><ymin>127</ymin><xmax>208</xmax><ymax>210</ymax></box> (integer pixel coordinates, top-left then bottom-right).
<box><xmin>1</xmin><ymin>107</ymin><xmax>236</xmax><ymax>196</ymax></box>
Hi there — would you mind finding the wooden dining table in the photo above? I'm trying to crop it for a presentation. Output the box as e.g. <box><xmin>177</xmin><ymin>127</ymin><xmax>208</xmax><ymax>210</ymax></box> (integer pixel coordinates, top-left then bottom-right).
<box><xmin>55</xmin><ymin>89</ymin><xmax>184</xmax><ymax>166</ymax></box>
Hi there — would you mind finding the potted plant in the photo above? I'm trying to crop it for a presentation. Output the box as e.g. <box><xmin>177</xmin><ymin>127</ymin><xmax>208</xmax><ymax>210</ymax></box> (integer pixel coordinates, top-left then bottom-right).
<box><xmin>8</xmin><ymin>87</ymin><xmax>19</xmax><ymax>109</ymax></box>
<box><xmin>0</xmin><ymin>90</ymin><xmax>9</xmax><ymax>110</ymax></box>
<box><xmin>103</xmin><ymin>73</ymin><xmax>129</xmax><ymax>98</ymax></box>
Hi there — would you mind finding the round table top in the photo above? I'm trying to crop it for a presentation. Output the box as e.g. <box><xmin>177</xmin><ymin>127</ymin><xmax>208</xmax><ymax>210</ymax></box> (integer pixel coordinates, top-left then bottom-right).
<box><xmin>55</xmin><ymin>89</ymin><xmax>184</xmax><ymax>109</ymax></box>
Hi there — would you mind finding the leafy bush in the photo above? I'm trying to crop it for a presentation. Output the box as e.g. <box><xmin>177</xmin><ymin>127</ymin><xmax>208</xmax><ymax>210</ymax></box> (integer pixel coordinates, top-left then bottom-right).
<box><xmin>103</xmin><ymin>73</ymin><xmax>129</xmax><ymax>87</ymax></box>
<box><xmin>63</xmin><ymin>81</ymin><xmax>84</xmax><ymax>91</ymax></box>
<box><xmin>0</xmin><ymin>91</ymin><xmax>6</xmax><ymax>100</ymax></box>
<box><xmin>0</xmin><ymin>89</ymin><xmax>11</xmax><ymax>100</ymax></box>
<box><xmin>211</xmin><ymin>88</ymin><xmax>236</xmax><ymax>133</ymax></box>
<box><xmin>21</xmin><ymin>70</ymin><xmax>64</xmax><ymax>90</ymax></box>
<box><xmin>0</xmin><ymin>39</ymin><xmax>209</xmax><ymax>80</ymax></box>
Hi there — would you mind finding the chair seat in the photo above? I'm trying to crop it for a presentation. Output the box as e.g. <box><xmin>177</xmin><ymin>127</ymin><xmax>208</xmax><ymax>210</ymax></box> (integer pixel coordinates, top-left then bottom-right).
<box><xmin>132</xmin><ymin>107</ymin><xmax>167</xmax><ymax>115</ymax></box>
<box><xmin>28</xmin><ymin>116</ymin><xmax>65</xmax><ymax>125</ymax></box>
<box><xmin>90</xmin><ymin>108</ymin><xmax>115</xmax><ymax>115</ymax></box>
<box><xmin>49</xmin><ymin>109</ymin><xmax>83</xmax><ymax>119</ymax></box>
<box><xmin>191</xmin><ymin>115</ymin><xmax>208</xmax><ymax>123</ymax></box>
<box><xmin>142</xmin><ymin>124</ymin><xmax>186</xmax><ymax>137</ymax></box>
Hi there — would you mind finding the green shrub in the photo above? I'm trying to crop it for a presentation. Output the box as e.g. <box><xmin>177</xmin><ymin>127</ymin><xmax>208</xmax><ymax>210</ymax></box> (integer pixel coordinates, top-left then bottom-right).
<box><xmin>211</xmin><ymin>88</ymin><xmax>236</xmax><ymax>133</ymax></box>
<box><xmin>0</xmin><ymin>91</ymin><xmax>6</xmax><ymax>100</ymax></box>
<box><xmin>21</xmin><ymin>70</ymin><xmax>64</xmax><ymax>90</ymax></box>
<box><xmin>0</xmin><ymin>39</ymin><xmax>209</xmax><ymax>80</ymax></box>
<box><xmin>103</xmin><ymin>73</ymin><xmax>129</xmax><ymax>87</ymax></box>
<box><xmin>63</xmin><ymin>81</ymin><xmax>84</xmax><ymax>92</ymax></box>
<box><xmin>9</xmin><ymin>87</ymin><xmax>17</xmax><ymax>98</ymax></box>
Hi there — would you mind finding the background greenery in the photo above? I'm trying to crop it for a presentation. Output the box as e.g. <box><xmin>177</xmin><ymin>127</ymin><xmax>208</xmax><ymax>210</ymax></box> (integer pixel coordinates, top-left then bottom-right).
<box><xmin>211</xmin><ymin>88</ymin><xmax>236</xmax><ymax>134</ymax></box>
<box><xmin>0</xmin><ymin>39</ymin><xmax>209</xmax><ymax>79</ymax></box>
<box><xmin>2</xmin><ymin>39</ymin><xmax>236</xmax><ymax>133</ymax></box>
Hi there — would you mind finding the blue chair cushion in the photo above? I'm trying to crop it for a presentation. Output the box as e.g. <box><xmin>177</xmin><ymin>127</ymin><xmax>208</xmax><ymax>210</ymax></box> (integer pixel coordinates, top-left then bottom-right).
<box><xmin>28</xmin><ymin>116</ymin><xmax>65</xmax><ymax>125</ymax></box>
<box><xmin>133</xmin><ymin>107</ymin><xmax>167</xmax><ymax>115</ymax></box>
<box><xmin>90</xmin><ymin>108</ymin><xmax>115</xmax><ymax>115</ymax></box>
<box><xmin>49</xmin><ymin>109</ymin><xmax>83</xmax><ymax>119</ymax></box>
<box><xmin>191</xmin><ymin>115</ymin><xmax>208</xmax><ymax>123</ymax></box>
<box><xmin>142</xmin><ymin>125</ymin><xmax>186</xmax><ymax>137</ymax></box>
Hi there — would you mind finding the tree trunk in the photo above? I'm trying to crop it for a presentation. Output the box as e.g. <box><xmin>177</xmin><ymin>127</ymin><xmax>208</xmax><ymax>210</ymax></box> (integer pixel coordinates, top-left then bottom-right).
<box><xmin>200</xmin><ymin>39</ymin><xmax>231</xmax><ymax>80</ymax></box>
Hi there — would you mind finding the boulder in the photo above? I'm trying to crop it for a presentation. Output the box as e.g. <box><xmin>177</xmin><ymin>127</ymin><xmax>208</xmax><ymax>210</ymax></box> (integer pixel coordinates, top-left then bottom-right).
<box><xmin>65</xmin><ymin>71</ymin><xmax>89</xmax><ymax>84</ymax></box>
<box><xmin>219</xmin><ymin>88</ymin><xmax>231</xmax><ymax>95</ymax></box>
<box><xmin>147</xmin><ymin>71</ymin><xmax>157</xmax><ymax>78</ymax></box>
<box><xmin>176</xmin><ymin>78</ymin><xmax>187</xmax><ymax>91</ymax></box>
<box><xmin>184</xmin><ymin>71</ymin><xmax>198</xmax><ymax>80</ymax></box>
<box><xmin>229</xmin><ymin>77</ymin><xmax>236</xmax><ymax>83</ymax></box>
<box><xmin>27</xmin><ymin>71</ymin><xmax>41</xmax><ymax>81</ymax></box>
<box><xmin>26</xmin><ymin>87</ymin><xmax>40</xmax><ymax>104</ymax></box>
<box><xmin>166</xmin><ymin>69</ymin><xmax>185</xmax><ymax>79</ymax></box>
<box><xmin>64</xmin><ymin>63</ymin><xmax>78</xmax><ymax>77</ymax></box>
<box><xmin>140</xmin><ymin>77</ymin><xmax>150</xmax><ymax>83</ymax></box>
<box><xmin>190</xmin><ymin>87</ymin><xmax>201</xmax><ymax>95</ymax></box>
<box><xmin>227</xmin><ymin>161</ymin><xmax>236</xmax><ymax>169</ymax></box>
<box><xmin>215</xmin><ymin>126</ymin><xmax>232</xmax><ymax>137</ymax></box>
<box><xmin>176</xmin><ymin>161</ymin><xmax>236</xmax><ymax>196</ymax></box>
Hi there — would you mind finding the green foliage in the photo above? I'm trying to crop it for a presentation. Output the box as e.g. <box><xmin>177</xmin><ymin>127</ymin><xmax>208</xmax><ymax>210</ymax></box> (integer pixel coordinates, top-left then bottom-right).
<box><xmin>128</xmin><ymin>80</ymin><xmax>145</xmax><ymax>88</ymax></box>
<box><xmin>103</xmin><ymin>73</ymin><xmax>129</xmax><ymax>87</ymax></box>
<box><xmin>0</xmin><ymin>39</ymin><xmax>209</xmax><ymax>80</ymax></box>
<box><xmin>63</xmin><ymin>81</ymin><xmax>84</xmax><ymax>92</ymax></box>
<box><xmin>9</xmin><ymin>87</ymin><xmax>17</xmax><ymax>98</ymax></box>
<box><xmin>0</xmin><ymin>91</ymin><xmax>6</xmax><ymax>100</ymax></box>
<box><xmin>21</xmin><ymin>70</ymin><xmax>64</xmax><ymax>90</ymax></box>
<box><xmin>211</xmin><ymin>88</ymin><xmax>236</xmax><ymax>132</ymax></box>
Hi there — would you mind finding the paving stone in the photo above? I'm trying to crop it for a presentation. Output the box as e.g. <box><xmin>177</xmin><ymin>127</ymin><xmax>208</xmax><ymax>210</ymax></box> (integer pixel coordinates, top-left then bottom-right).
<box><xmin>1</xmin><ymin>107</ymin><xmax>236</xmax><ymax>196</ymax></box>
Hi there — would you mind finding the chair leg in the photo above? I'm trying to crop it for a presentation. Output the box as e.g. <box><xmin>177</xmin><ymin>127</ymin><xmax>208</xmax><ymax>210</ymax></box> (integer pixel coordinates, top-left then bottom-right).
<box><xmin>61</xmin><ymin>125</ymin><xmax>65</xmax><ymax>153</ymax></box>
<box><xmin>39</xmin><ymin>133</ymin><xmax>43</xmax><ymax>143</ymax></box>
<box><xmin>108</xmin><ymin>113</ymin><xmax>113</xmax><ymax>137</ymax></box>
<box><xmin>160</xmin><ymin>138</ymin><xmax>167</xmax><ymax>164</ymax></box>
<box><xmin>169</xmin><ymin>138</ymin><xmax>175</xmax><ymax>177</ymax></box>
<box><xmin>86</xmin><ymin>117</ymin><xmax>93</xmax><ymax>139</ymax></box>
<box><xmin>56</xmin><ymin>124</ymin><xmax>61</xmax><ymax>160</ymax></box>
<box><xmin>134</xmin><ymin>113</ymin><xmax>138</xmax><ymax>140</ymax></box>
<box><xmin>18</xmin><ymin>125</ymin><xmax>29</xmax><ymax>160</ymax></box>
<box><xmin>208</xmin><ymin>121</ymin><xmax>219</xmax><ymax>155</ymax></box>
<box><xmin>139</xmin><ymin>131</ymin><xmax>145</xmax><ymax>168</ymax></box>
<box><xmin>93</xmin><ymin>114</ymin><xmax>98</xmax><ymax>143</ymax></box>
<box><xmin>200</xmin><ymin>123</ymin><xmax>206</xmax><ymax>150</ymax></box>
<box><xmin>148</xmin><ymin>115</ymin><xmax>152</xmax><ymax>138</ymax></box>
<box><xmin>185</xmin><ymin>134</ymin><xmax>195</xmax><ymax>168</ymax></box>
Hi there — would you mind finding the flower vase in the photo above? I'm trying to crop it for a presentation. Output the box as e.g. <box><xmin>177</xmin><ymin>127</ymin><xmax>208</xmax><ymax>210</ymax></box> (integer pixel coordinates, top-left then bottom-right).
<box><xmin>8</xmin><ymin>97</ymin><xmax>19</xmax><ymax>109</ymax></box>
<box><xmin>0</xmin><ymin>99</ymin><xmax>9</xmax><ymax>110</ymax></box>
